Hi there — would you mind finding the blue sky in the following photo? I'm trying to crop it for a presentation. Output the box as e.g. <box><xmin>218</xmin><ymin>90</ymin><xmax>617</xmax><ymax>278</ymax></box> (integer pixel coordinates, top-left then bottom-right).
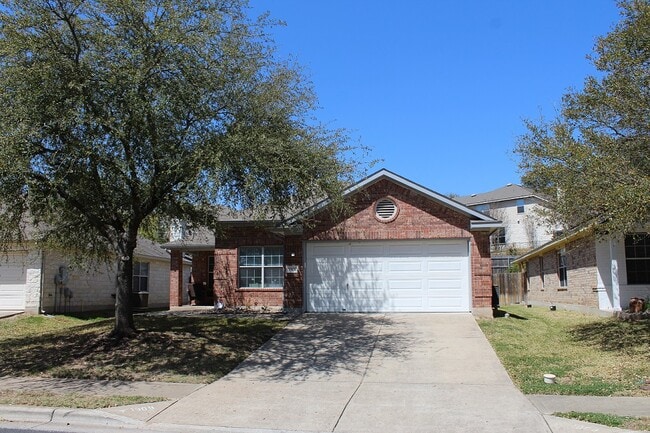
<box><xmin>248</xmin><ymin>1</ymin><xmax>621</xmax><ymax>196</ymax></box>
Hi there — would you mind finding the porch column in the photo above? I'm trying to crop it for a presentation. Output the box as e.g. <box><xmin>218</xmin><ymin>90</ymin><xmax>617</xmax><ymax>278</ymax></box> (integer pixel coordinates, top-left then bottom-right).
<box><xmin>609</xmin><ymin>239</ymin><xmax>621</xmax><ymax>311</ymax></box>
<box><xmin>170</xmin><ymin>249</ymin><xmax>184</xmax><ymax>307</ymax></box>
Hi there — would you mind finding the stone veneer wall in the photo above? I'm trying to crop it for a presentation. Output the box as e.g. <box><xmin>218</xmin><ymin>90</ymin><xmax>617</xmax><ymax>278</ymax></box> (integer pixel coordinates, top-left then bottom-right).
<box><xmin>525</xmin><ymin>237</ymin><xmax>599</xmax><ymax>308</ymax></box>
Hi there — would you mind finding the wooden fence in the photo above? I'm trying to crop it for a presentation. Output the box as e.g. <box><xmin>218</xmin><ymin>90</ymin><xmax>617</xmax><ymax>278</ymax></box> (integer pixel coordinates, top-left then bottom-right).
<box><xmin>493</xmin><ymin>272</ymin><xmax>526</xmax><ymax>306</ymax></box>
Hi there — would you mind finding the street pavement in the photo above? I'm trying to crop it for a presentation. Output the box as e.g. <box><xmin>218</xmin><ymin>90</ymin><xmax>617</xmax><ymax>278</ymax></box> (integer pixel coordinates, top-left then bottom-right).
<box><xmin>1</xmin><ymin>313</ymin><xmax>648</xmax><ymax>433</ymax></box>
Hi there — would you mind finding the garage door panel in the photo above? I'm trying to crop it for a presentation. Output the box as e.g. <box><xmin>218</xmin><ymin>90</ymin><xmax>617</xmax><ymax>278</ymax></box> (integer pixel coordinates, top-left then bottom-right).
<box><xmin>348</xmin><ymin>258</ymin><xmax>382</xmax><ymax>271</ymax></box>
<box><xmin>388</xmin><ymin>260</ymin><xmax>423</xmax><ymax>272</ymax></box>
<box><xmin>423</xmin><ymin>242</ymin><xmax>466</xmax><ymax>257</ymax></box>
<box><xmin>0</xmin><ymin>252</ymin><xmax>29</xmax><ymax>311</ymax></box>
<box><xmin>311</xmin><ymin>245</ymin><xmax>347</xmax><ymax>256</ymax></box>
<box><xmin>427</xmin><ymin>260</ymin><xmax>462</xmax><ymax>272</ymax></box>
<box><xmin>349</xmin><ymin>244</ymin><xmax>384</xmax><ymax>257</ymax></box>
<box><xmin>306</xmin><ymin>240</ymin><xmax>469</xmax><ymax>313</ymax></box>
<box><xmin>427</xmin><ymin>297</ymin><xmax>464</xmax><ymax>308</ymax></box>
<box><xmin>387</xmin><ymin>243</ymin><xmax>427</xmax><ymax>256</ymax></box>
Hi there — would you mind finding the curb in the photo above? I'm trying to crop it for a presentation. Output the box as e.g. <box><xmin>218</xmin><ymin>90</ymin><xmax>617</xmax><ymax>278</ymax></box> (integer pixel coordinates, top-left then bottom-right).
<box><xmin>0</xmin><ymin>405</ymin><xmax>143</xmax><ymax>427</ymax></box>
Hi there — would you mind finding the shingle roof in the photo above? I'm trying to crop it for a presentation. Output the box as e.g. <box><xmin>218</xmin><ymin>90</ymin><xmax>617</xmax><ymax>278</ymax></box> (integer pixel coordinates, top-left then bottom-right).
<box><xmin>456</xmin><ymin>184</ymin><xmax>545</xmax><ymax>206</ymax></box>
<box><xmin>134</xmin><ymin>237</ymin><xmax>171</xmax><ymax>261</ymax></box>
<box><xmin>160</xmin><ymin>226</ymin><xmax>215</xmax><ymax>250</ymax></box>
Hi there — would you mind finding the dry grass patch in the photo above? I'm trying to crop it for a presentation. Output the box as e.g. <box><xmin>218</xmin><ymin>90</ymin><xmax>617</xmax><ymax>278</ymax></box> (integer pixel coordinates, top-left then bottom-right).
<box><xmin>0</xmin><ymin>313</ymin><xmax>290</xmax><ymax>383</ymax></box>
<box><xmin>0</xmin><ymin>390</ymin><xmax>164</xmax><ymax>409</ymax></box>
<box><xmin>478</xmin><ymin>306</ymin><xmax>650</xmax><ymax>396</ymax></box>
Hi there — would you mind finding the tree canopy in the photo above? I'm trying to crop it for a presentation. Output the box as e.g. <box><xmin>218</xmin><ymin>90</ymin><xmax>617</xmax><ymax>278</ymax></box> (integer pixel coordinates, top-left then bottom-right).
<box><xmin>0</xmin><ymin>0</ymin><xmax>363</xmax><ymax>336</ymax></box>
<box><xmin>516</xmin><ymin>0</ymin><xmax>650</xmax><ymax>236</ymax></box>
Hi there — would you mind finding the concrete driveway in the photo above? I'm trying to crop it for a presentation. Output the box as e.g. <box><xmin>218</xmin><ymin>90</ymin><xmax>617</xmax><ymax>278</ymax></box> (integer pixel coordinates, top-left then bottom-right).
<box><xmin>152</xmin><ymin>314</ymin><xmax>550</xmax><ymax>433</ymax></box>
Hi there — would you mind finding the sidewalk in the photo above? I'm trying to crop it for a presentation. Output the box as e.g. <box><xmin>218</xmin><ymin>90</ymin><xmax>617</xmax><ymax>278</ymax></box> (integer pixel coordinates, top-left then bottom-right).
<box><xmin>3</xmin><ymin>377</ymin><xmax>646</xmax><ymax>418</ymax></box>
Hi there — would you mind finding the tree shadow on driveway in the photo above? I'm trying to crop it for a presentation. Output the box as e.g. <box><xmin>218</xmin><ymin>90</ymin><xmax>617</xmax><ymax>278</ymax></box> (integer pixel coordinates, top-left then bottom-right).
<box><xmin>227</xmin><ymin>313</ymin><xmax>414</xmax><ymax>381</ymax></box>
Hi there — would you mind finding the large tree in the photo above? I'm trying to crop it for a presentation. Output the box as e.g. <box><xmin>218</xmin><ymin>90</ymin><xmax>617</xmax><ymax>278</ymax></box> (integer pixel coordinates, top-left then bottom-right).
<box><xmin>516</xmin><ymin>0</ymin><xmax>650</xmax><ymax>236</ymax></box>
<box><xmin>0</xmin><ymin>0</ymin><xmax>362</xmax><ymax>337</ymax></box>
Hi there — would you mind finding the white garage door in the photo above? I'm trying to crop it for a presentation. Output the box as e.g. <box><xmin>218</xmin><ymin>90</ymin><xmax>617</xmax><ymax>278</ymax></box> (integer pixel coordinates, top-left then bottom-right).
<box><xmin>0</xmin><ymin>252</ymin><xmax>28</xmax><ymax>311</ymax></box>
<box><xmin>305</xmin><ymin>240</ymin><xmax>470</xmax><ymax>312</ymax></box>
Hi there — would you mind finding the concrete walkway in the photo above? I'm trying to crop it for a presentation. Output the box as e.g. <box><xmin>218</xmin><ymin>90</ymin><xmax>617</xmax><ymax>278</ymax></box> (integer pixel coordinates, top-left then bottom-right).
<box><xmin>150</xmin><ymin>313</ymin><xmax>550</xmax><ymax>432</ymax></box>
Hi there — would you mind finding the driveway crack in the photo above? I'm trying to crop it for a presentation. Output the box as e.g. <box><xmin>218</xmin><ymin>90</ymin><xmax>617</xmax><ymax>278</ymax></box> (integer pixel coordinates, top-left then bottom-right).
<box><xmin>331</xmin><ymin>314</ymin><xmax>385</xmax><ymax>432</ymax></box>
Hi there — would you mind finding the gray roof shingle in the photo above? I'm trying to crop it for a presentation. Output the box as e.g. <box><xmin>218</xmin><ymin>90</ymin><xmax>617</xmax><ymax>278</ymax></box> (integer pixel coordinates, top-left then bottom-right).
<box><xmin>456</xmin><ymin>184</ymin><xmax>545</xmax><ymax>206</ymax></box>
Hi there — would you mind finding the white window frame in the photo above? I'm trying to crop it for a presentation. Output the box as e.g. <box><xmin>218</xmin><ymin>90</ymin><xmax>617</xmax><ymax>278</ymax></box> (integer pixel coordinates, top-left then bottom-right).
<box><xmin>132</xmin><ymin>261</ymin><xmax>149</xmax><ymax>293</ymax></box>
<box><xmin>624</xmin><ymin>233</ymin><xmax>650</xmax><ymax>284</ymax></box>
<box><xmin>238</xmin><ymin>246</ymin><xmax>284</xmax><ymax>288</ymax></box>
<box><xmin>516</xmin><ymin>199</ymin><xmax>525</xmax><ymax>214</ymax></box>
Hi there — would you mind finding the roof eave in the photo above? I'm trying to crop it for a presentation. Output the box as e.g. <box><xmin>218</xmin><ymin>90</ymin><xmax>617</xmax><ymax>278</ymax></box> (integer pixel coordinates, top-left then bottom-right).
<box><xmin>470</xmin><ymin>221</ymin><xmax>503</xmax><ymax>233</ymax></box>
<box><xmin>513</xmin><ymin>225</ymin><xmax>594</xmax><ymax>265</ymax></box>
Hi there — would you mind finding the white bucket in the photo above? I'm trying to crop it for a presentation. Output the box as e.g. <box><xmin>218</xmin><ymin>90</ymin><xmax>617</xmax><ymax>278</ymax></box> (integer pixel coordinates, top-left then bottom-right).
<box><xmin>543</xmin><ymin>373</ymin><xmax>556</xmax><ymax>384</ymax></box>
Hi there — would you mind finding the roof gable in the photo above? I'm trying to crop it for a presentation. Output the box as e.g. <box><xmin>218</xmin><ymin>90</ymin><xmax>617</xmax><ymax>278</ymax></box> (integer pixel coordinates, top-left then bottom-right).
<box><xmin>289</xmin><ymin>169</ymin><xmax>500</xmax><ymax>230</ymax></box>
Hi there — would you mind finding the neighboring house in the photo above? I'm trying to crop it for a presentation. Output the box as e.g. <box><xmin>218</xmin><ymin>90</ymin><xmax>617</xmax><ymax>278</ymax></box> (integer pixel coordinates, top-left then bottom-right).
<box><xmin>456</xmin><ymin>184</ymin><xmax>555</xmax><ymax>260</ymax></box>
<box><xmin>513</xmin><ymin>226</ymin><xmax>650</xmax><ymax>313</ymax></box>
<box><xmin>164</xmin><ymin>169</ymin><xmax>502</xmax><ymax>315</ymax></box>
<box><xmin>0</xmin><ymin>237</ymin><xmax>190</xmax><ymax>314</ymax></box>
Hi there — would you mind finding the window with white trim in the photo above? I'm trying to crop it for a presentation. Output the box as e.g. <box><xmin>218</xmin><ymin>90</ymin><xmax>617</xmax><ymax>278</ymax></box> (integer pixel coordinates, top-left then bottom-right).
<box><xmin>493</xmin><ymin>227</ymin><xmax>506</xmax><ymax>246</ymax></box>
<box><xmin>239</xmin><ymin>246</ymin><xmax>284</xmax><ymax>288</ymax></box>
<box><xmin>132</xmin><ymin>261</ymin><xmax>149</xmax><ymax>292</ymax></box>
<box><xmin>516</xmin><ymin>199</ymin><xmax>525</xmax><ymax>214</ymax></box>
<box><xmin>208</xmin><ymin>256</ymin><xmax>215</xmax><ymax>289</ymax></box>
<box><xmin>625</xmin><ymin>233</ymin><xmax>650</xmax><ymax>284</ymax></box>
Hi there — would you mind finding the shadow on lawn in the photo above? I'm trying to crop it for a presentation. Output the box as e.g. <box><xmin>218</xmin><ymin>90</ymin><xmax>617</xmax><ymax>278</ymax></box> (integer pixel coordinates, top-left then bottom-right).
<box><xmin>0</xmin><ymin>315</ymin><xmax>288</xmax><ymax>382</ymax></box>
<box><xmin>569</xmin><ymin>318</ymin><xmax>650</xmax><ymax>354</ymax></box>
<box><xmin>492</xmin><ymin>308</ymin><xmax>528</xmax><ymax>320</ymax></box>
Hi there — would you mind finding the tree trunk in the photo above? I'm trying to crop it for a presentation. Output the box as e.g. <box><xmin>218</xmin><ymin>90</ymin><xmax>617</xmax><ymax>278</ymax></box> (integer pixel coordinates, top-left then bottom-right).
<box><xmin>112</xmin><ymin>232</ymin><xmax>138</xmax><ymax>338</ymax></box>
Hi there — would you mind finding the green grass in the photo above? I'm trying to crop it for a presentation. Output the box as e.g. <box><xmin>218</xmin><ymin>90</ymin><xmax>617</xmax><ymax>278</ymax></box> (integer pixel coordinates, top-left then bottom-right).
<box><xmin>477</xmin><ymin>306</ymin><xmax>650</xmax><ymax>396</ymax></box>
<box><xmin>555</xmin><ymin>412</ymin><xmax>650</xmax><ymax>431</ymax></box>
<box><xmin>0</xmin><ymin>313</ymin><xmax>290</xmax><ymax>383</ymax></box>
<box><xmin>0</xmin><ymin>390</ymin><xmax>165</xmax><ymax>409</ymax></box>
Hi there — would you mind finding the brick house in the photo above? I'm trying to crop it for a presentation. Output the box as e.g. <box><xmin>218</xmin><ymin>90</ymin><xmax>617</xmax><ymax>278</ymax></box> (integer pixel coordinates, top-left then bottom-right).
<box><xmin>513</xmin><ymin>226</ymin><xmax>650</xmax><ymax>312</ymax></box>
<box><xmin>164</xmin><ymin>169</ymin><xmax>501</xmax><ymax>315</ymax></box>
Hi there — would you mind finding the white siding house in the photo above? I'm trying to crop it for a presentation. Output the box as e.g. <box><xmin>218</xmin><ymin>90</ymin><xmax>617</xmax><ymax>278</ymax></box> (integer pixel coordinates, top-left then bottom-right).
<box><xmin>457</xmin><ymin>184</ymin><xmax>555</xmax><ymax>256</ymax></box>
<box><xmin>0</xmin><ymin>237</ymin><xmax>189</xmax><ymax>314</ymax></box>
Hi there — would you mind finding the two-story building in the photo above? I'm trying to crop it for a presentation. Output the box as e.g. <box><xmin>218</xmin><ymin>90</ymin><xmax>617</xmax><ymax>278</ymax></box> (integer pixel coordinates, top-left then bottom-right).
<box><xmin>456</xmin><ymin>184</ymin><xmax>555</xmax><ymax>271</ymax></box>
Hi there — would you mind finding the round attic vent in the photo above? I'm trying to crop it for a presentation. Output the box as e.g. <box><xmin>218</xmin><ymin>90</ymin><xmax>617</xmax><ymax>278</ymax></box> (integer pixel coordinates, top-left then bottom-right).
<box><xmin>375</xmin><ymin>198</ymin><xmax>398</xmax><ymax>222</ymax></box>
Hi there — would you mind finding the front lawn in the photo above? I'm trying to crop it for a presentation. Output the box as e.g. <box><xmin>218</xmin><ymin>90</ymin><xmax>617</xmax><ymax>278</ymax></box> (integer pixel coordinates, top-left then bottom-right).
<box><xmin>0</xmin><ymin>312</ymin><xmax>290</xmax><ymax>384</ymax></box>
<box><xmin>477</xmin><ymin>306</ymin><xmax>650</xmax><ymax>396</ymax></box>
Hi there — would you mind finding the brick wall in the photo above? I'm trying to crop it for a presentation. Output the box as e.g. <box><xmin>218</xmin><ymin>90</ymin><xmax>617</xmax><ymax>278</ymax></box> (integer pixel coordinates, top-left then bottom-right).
<box><xmin>213</xmin><ymin>227</ymin><xmax>285</xmax><ymax>309</ymax></box>
<box><xmin>526</xmin><ymin>237</ymin><xmax>599</xmax><ymax>308</ymax></box>
<box><xmin>305</xmin><ymin>179</ymin><xmax>493</xmax><ymax>309</ymax></box>
<box><xmin>209</xmin><ymin>179</ymin><xmax>494</xmax><ymax>311</ymax></box>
